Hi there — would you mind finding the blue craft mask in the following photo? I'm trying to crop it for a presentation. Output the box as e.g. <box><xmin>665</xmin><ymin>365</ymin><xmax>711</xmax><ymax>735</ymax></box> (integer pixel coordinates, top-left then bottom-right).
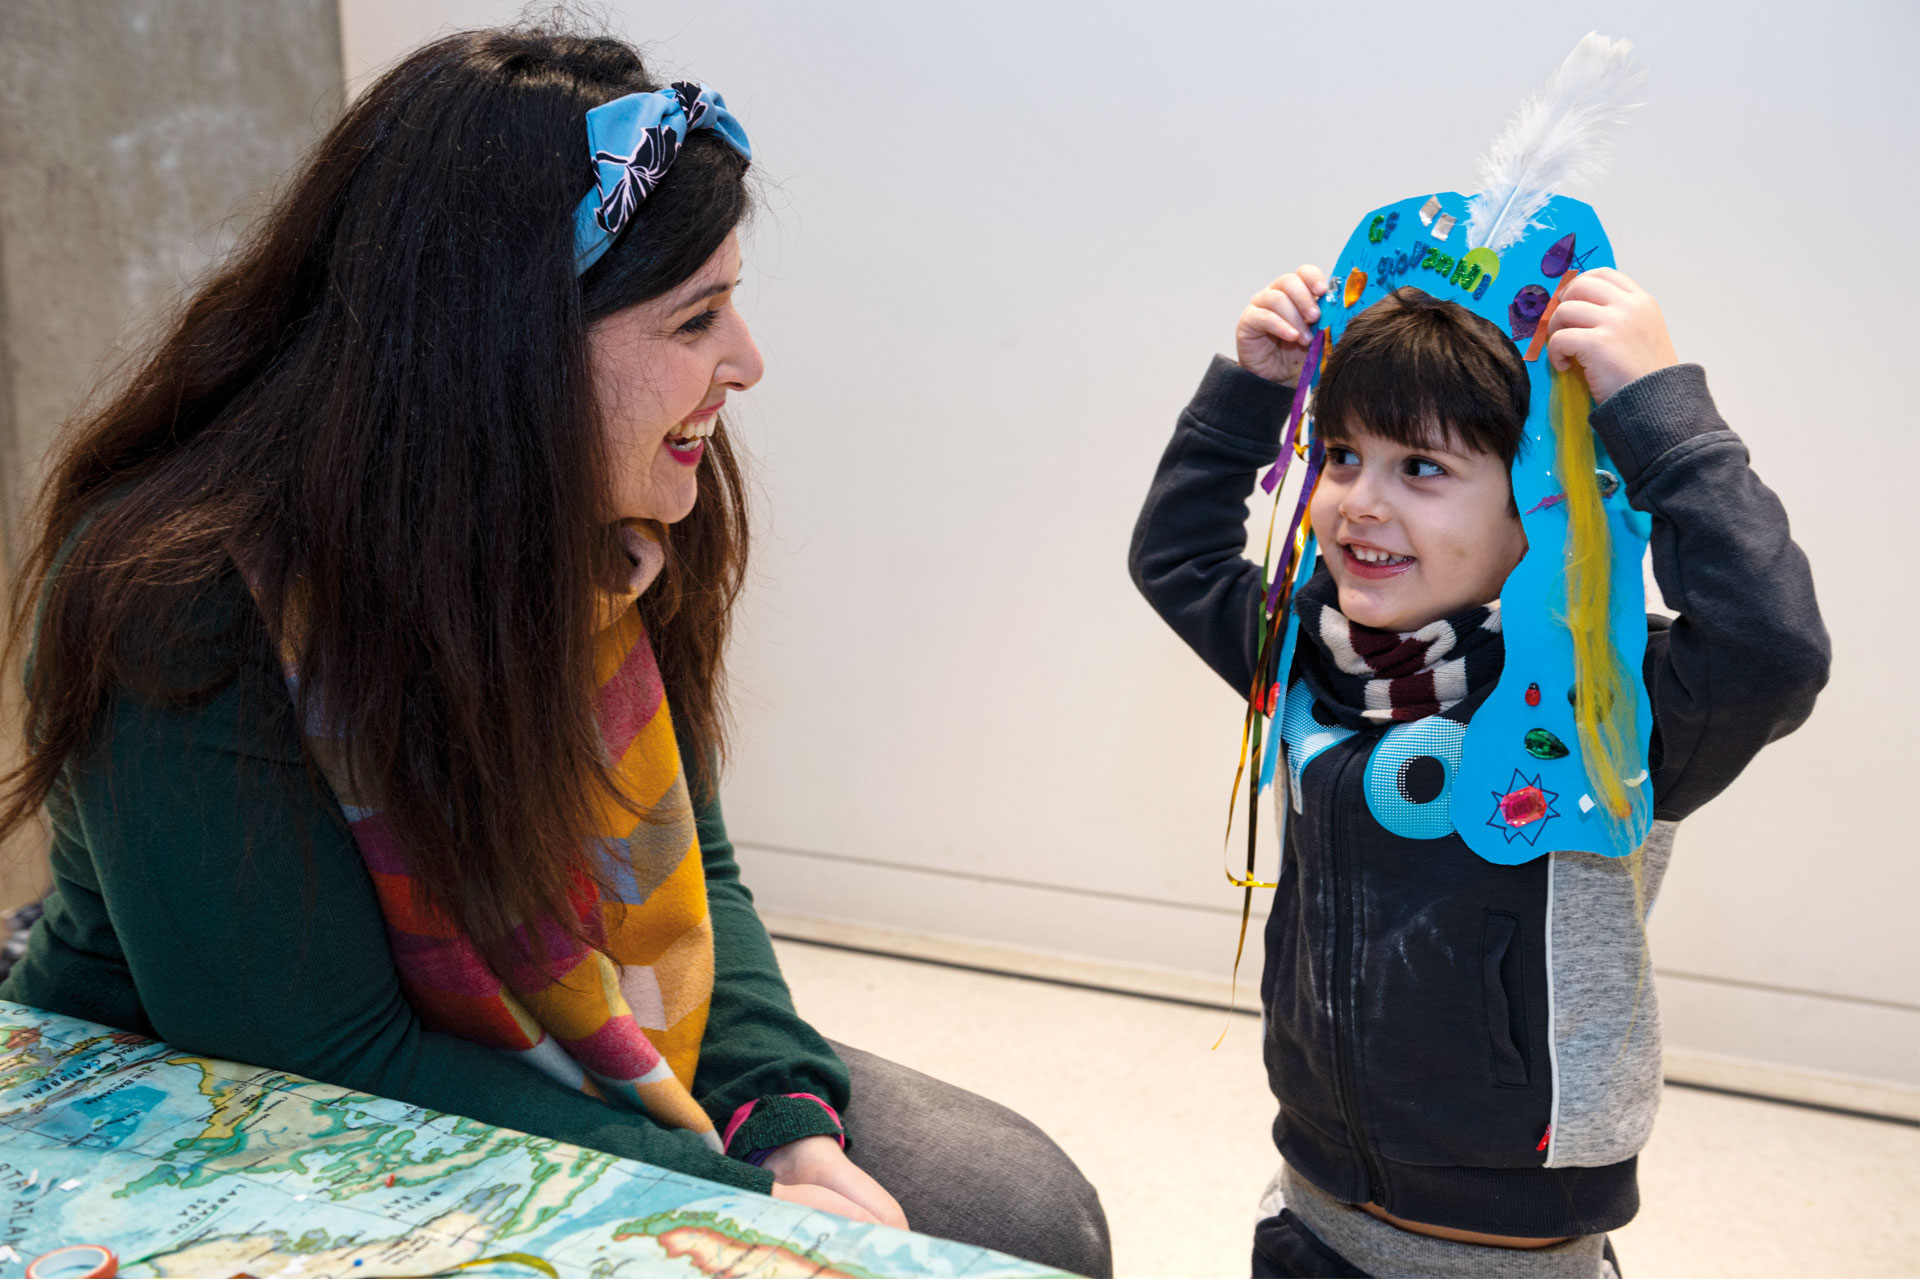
<box><xmin>572</xmin><ymin>82</ymin><xmax>752</xmax><ymax>275</ymax></box>
<box><xmin>1260</xmin><ymin>194</ymin><xmax>1654</xmax><ymax>866</ymax></box>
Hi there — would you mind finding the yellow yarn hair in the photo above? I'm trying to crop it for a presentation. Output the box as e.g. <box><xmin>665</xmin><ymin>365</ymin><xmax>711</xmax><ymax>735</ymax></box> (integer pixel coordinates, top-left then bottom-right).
<box><xmin>1552</xmin><ymin>366</ymin><xmax>1648</xmax><ymax>839</ymax></box>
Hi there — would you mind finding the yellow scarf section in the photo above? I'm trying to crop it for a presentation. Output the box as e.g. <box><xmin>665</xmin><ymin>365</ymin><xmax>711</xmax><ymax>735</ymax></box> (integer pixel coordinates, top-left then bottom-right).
<box><xmin>304</xmin><ymin>592</ymin><xmax>719</xmax><ymax>1148</ymax></box>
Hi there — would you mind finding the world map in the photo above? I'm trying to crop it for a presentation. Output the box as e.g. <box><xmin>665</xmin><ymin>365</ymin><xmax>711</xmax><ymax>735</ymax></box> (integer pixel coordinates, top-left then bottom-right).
<box><xmin>0</xmin><ymin>1001</ymin><xmax>1067</xmax><ymax>1278</ymax></box>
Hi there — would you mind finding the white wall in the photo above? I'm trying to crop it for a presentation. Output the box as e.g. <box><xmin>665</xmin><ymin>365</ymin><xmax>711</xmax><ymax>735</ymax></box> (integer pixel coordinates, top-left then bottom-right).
<box><xmin>343</xmin><ymin>1</ymin><xmax>1920</xmax><ymax>1088</ymax></box>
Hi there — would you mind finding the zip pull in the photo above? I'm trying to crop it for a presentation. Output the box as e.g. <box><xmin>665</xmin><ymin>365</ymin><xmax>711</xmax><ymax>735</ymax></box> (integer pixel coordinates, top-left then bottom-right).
<box><xmin>1536</xmin><ymin>1124</ymin><xmax>1553</xmax><ymax>1153</ymax></box>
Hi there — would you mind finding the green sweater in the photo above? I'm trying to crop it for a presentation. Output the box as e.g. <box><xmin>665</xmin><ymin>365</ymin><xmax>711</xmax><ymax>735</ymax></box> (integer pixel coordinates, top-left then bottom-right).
<box><xmin>1</xmin><ymin>571</ymin><xmax>846</xmax><ymax>1194</ymax></box>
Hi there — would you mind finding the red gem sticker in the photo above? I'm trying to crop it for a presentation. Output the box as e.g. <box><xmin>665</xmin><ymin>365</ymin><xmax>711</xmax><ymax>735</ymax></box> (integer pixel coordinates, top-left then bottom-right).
<box><xmin>1525</xmin><ymin>682</ymin><xmax>1541</xmax><ymax>707</ymax></box>
<box><xmin>1500</xmin><ymin>785</ymin><xmax>1548</xmax><ymax>827</ymax></box>
<box><xmin>1486</xmin><ymin>770</ymin><xmax>1561</xmax><ymax>846</ymax></box>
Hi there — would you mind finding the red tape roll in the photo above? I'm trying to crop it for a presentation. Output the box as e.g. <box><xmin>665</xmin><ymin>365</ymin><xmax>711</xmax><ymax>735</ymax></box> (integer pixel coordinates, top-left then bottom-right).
<box><xmin>26</xmin><ymin>1244</ymin><xmax>117</xmax><ymax>1279</ymax></box>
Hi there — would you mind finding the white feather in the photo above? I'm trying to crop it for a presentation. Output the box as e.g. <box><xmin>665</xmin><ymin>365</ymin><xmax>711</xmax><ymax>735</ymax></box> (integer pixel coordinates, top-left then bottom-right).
<box><xmin>1464</xmin><ymin>33</ymin><xmax>1646</xmax><ymax>254</ymax></box>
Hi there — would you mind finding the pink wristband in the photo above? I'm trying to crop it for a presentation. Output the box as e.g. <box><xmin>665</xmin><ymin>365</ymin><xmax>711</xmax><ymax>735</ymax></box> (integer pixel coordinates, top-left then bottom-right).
<box><xmin>722</xmin><ymin>1091</ymin><xmax>846</xmax><ymax>1152</ymax></box>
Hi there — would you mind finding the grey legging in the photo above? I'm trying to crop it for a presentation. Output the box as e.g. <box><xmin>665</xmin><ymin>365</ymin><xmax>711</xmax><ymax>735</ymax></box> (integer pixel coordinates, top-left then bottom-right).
<box><xmin>830</xmin><ymin>1041</ymin><xmax>1113</xmax><ymax>1277</ymax></box>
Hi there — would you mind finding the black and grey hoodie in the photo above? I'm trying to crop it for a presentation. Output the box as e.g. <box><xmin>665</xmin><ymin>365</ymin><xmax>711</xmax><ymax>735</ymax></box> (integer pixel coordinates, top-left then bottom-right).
<box><xmin>1128</xmin><ymin>357</ymin><xmax>1828</xmax><ymax>1238</ymax></box>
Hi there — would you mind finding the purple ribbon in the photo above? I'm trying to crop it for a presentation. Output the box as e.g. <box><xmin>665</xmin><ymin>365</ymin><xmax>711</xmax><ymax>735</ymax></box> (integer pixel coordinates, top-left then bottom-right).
<box><xmin>1260</xmin><ymin>327</ymin><xmax>1327</xmax><ymax>495</ymax></box>
<box><xmin>1266</xmin><ymin>438</ymin><xmax>1326</xmax><ymax>614</ymax></box>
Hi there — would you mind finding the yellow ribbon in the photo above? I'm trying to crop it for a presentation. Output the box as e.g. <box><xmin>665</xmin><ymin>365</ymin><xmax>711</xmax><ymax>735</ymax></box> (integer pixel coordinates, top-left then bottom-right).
<box><xmin>1215</xmin><ymin>442</ymin><xmax>1318</xmax><ymax>1048</ymax></box>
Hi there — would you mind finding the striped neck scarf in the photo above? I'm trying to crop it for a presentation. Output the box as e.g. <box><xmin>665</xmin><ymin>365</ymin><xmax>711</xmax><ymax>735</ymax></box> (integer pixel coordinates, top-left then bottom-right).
<box><xmin>290</xmin><ymin>526</ymin><xmax>721</xmax><ymax>1148</ymax></box>
<box><xmin>1293</xmin><ymin>566</ymin><xmax>1504</xmax><ymax>725</ymax></box>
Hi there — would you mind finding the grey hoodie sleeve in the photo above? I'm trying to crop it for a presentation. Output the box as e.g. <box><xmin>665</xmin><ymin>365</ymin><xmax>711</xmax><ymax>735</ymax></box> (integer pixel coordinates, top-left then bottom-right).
<box><xmin>1591</xmin><ymin>363</ymin><xmax>1830</xmax><ymax>821</ymax></box>
<box><xmin>1127</xmin><ymin>356</ymin><xmax>1297</xmax><ymax>693</ymax></box>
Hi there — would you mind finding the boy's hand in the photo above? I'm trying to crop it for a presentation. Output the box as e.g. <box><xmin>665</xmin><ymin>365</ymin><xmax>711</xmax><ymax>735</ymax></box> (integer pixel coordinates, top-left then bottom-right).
<box><xmin>1543</xmin><ymin>268</ymin><xmax>1679</xmax><ymax>403</ymax></box>
<box><xmin>1237</xmin><ymin>266</ymin><xmax>1328</xmax><ymax>385</ymax></box>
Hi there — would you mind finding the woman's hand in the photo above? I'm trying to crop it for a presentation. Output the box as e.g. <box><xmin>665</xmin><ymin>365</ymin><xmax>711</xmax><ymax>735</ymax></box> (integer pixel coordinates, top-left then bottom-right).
<box><xmin>762</xmin><ymin>1135</ymin><xmax>909</xmax><ymax>1230</ymax></box>
<box><xmin>770</xmin><ymin>1180</ymin><xmax>879</xmax><ymax>1221</ymax></box>
<box><xmin>1543</xmin><ymin>268</ymin><xmax>1679</xmax><ymax>403</ymax></box>
<box><xmin>1237</xmin><ymin>265</ymin><xmax>1328</xmax><ymax>385</ymax></box>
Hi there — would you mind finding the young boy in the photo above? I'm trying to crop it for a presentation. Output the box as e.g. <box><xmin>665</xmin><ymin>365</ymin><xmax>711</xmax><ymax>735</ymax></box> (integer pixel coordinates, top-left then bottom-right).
<box><xmin>1129</xmin><ymin>266</ymin><xmax>1828</xmax><ymax>1277</ymax></box>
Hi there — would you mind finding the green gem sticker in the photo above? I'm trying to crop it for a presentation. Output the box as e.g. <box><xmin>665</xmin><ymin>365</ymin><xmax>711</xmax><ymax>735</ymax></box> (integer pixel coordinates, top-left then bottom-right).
<box><xmin>1524</xmin><ymin>728</ymin><xmax>1570</xmax><ymax>760</ymax></box>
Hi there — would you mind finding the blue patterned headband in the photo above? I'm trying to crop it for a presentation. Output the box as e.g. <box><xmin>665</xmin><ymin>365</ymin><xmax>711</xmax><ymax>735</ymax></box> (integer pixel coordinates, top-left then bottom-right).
<box><xmin>572</xmin><ymin>82</ymin><xmax>752</xmax><ymax>274</ymax></box>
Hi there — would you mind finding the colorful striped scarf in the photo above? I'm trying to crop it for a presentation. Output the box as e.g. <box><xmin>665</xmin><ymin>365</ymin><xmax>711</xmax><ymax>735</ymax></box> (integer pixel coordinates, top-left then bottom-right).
<box><xmin>289</xmin><ymin>529</ymin><xmax>720</xmax><ymax>1148</ymax></box>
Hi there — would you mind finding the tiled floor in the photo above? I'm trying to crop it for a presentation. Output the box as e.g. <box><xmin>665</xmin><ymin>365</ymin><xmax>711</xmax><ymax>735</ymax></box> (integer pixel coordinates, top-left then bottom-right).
<box><xmin>769</xmin><ymin>934</ymin><xmax>1920</xmax><ymax>1278</ymax></box>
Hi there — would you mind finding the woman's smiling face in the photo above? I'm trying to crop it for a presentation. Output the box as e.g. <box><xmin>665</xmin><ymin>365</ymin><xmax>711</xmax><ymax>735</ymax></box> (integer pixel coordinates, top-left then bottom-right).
<box><xmin>588</xmin><ymin>230</ymin><xmax>762</xmax><ymax>524</ymax></box>
<box><xmin>1309</xmin><ymin>424</ymin><xmax>1528</xmax><ymax>632</ymax></box>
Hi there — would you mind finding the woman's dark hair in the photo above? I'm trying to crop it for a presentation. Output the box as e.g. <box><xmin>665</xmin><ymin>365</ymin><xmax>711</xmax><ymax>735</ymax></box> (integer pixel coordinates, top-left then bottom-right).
<box><xmin>1314</xmin><ymin>287</ymin><xmax>1531</xmax><ymax>469</ymax></box>
<box><xmin>0</xmin><ymin>28</ymin><xmax>751</xmax><ymax>959</ymax></box>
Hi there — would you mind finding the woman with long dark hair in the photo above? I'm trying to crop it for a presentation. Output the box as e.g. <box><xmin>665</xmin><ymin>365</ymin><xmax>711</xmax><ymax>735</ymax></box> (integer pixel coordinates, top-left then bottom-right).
<box><xmin>0</xmin><ymin>28</ymin><xmax>1108</xmax><ymax>1275</ymax></box>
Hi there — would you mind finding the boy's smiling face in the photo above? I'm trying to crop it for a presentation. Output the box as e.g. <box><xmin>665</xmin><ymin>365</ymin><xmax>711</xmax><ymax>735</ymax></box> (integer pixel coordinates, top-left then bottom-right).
<box><xmin>1310</xmin><ymin>424</ymin><xmax>1528</xmax><ymax>632</ymax></box>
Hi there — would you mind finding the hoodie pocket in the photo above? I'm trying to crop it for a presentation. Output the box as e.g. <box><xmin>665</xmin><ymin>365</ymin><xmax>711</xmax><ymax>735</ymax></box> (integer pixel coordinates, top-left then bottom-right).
<box><xmin>1482</xmin><ymin>911</ymin><xmax>1532</xmax><ymax>1086</ymax></box>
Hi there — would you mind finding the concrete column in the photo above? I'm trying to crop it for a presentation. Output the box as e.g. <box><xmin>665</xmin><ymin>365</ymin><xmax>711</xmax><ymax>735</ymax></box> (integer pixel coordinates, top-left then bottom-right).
<box><xmin>0</xmin><ymin>0</ymin><xmax>343</xmax><ymax>907</ymax></box>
